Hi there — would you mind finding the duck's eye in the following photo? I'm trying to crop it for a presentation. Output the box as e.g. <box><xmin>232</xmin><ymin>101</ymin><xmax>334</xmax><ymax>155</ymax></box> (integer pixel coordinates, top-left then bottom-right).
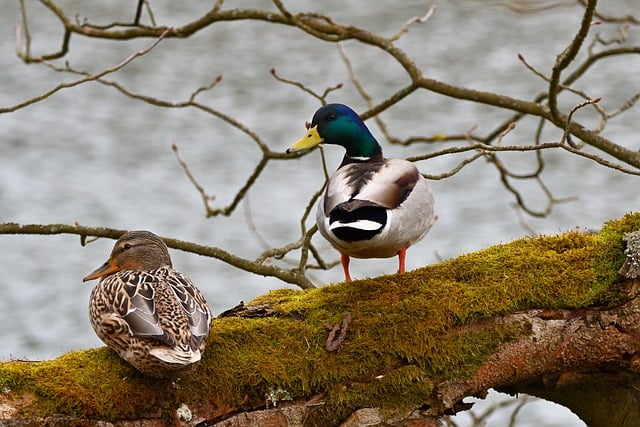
<box><xmin>327</xmin><ymin>113</ymin><xmax>337</xmax><ymax>121</ymax></box>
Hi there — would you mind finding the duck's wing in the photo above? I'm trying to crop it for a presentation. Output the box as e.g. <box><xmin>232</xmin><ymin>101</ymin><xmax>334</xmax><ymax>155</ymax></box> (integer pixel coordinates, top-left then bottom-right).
<box><xmin>96</xmin><ymin>271</ymin><xmax>175</xmax><ymax>346</ymax></box>
<box><xmin>324</xmin><ymin>158</ymin><xmax>420</xmax><ymax>214</ymax></box>
<box><xmin>162</xmin><ymin>269</ymin><xmax>212</xmax><ymax>350</ymax></box>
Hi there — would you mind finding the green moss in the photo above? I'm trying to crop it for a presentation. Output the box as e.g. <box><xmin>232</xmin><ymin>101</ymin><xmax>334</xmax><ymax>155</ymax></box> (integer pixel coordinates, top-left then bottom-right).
<box><xmin>0</xmin><ymin>348</ymin><xmax>172</xmax><ymax>419</ymax></box>
<box><xmin>590</xmin><ymin>212</ymin><xmax>640</xmax><ymax>303</ymax></box>
<box><xmin>1</xmin><ymin>212</ymin><xmax>638</xmax><ymax>423</ymax></box>
<box><xmin>313</xmin><ymin>365</ymin><xmax>434</xmax><ymax>424</ymax></box>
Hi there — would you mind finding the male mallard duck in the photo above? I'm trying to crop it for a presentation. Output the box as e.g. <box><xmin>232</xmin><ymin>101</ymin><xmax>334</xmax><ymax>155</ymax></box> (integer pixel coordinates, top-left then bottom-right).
<box><xmin>83</xmin><ymin>231</ymin><xmax>212</xmax><ymax>378</ymax></box>
<box><xmin>287</xmin><ymin>103</ymin><xmax>436</xmax><ymax>281</ymax></box>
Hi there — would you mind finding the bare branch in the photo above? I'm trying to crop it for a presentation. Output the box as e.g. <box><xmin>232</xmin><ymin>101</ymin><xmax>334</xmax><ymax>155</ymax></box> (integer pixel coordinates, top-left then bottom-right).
<box><xmin>495</xmin><ymin>122</ymin><xmax>516</xmax><ymax>146</ymax></box>
<box><xmin>133</xmin><ymin>0</ymin><xmax>144</xmax><ymax>25</ymax></box>
<box><xmin>0</xmin><ymin>222</ymin><xmax>315</xmax><ymax>289</ymax></box>
<box><xmin>602</xmin><ymin>91</ymin><xmax>640</xmax><ymax>121</ymax></box>
<box><xmin>16</xmin><ymin>0</ymin><xmax>31</xmax><ymax>59</ymax></box>
<box><xmin>388</xmin><ymin>4</ymin><xmax>436</xmax><ymax>42</ymax></box>
<box><xmin>561</xmin><ymin>97</ymin><xmax>601</xmax><ymax>146</ymax></box>
<box><xmin>548</xmin><ymin>0</ymin><xmax>596</xmax><ymax>121</ymax></box>
<box><xmin>16</xmin><ymin>1</ymin><xmax>639</xmax><ymax>168</ymax></box>
<box><xmin>171</xmin><ymin>144</ymin><xmax>217</xmax><ymax>214</ymax></box>
<box><xmin>270</xmin><ymin>68</ymin><xmax>343</xmax><ymax>104</ymax></box>
<box><xmin>3</xmin><ymin>28</ymin><xmax>172</xmax><ymax>113</ymax></box>
<box><xmin>411</xmin><ymin>141</ymin><xmax>640</xmax><ymax>179</ymax></box>
<box><xmin>578</xmin><ymin>0</ymin><xmax>640</xmax><ymax>25</ymax></box>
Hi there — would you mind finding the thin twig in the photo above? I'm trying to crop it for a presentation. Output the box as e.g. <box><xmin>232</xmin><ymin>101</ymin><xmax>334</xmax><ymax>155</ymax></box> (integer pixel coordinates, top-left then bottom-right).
<box><xmin>561</xmin><ymin>97</ymin><xmax>601</xmax><ymax>146</ymax></box>
<box><xmin>270</xmin><ymin>68</ymin><xmax>342</xmax><ymax>103</ymax></box>
<box><xmin>3</xmin><ymin>28</ymin><xmax>172</xmax><ymax>113</ymax></box>
<box><xmin>389</xmin><ymin>4</ymin><xmax>436</xmax><ymax>42</ymax></box>
<box><xmin>548</xmin><ymin>0</ymin><xmax>596</xmax><ymax>121</ymax></box>
<box><xmin>243</xmin><ymin>192</ymin><xmax>273</xmax><ymax>253</ymax></box>
<box><xmin>133</xmin><ymin>0</ymin><xmax>144</xmax><ymax>25</ymax></box>
<box><xmin>171</xmin><ymin>144</ymin><xmax>217</xmax><ymax>213</ymax></box>
<box><xmin>17</xmin><ymin>0</ymin><xmax>31</xmax><ymax>59</ymax></box>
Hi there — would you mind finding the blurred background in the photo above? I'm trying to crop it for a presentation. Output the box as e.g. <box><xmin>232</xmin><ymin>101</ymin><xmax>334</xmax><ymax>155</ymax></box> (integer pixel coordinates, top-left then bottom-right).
<box><xmin>1</xmin><ymin>1</ymin><xmax>639</xmax><ymax>425</ymax></box>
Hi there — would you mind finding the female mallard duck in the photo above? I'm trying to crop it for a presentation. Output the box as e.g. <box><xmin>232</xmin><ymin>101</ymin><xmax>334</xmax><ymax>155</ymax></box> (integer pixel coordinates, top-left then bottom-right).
<box><xmin>83</xmin><ymin>231</ymin><xmax>212</xmax><ymax>378</ymax></box>
<box><xmin>288</xmin><ymin>103</ymin><xmax>436</xmax><ymax>281</ymax></box>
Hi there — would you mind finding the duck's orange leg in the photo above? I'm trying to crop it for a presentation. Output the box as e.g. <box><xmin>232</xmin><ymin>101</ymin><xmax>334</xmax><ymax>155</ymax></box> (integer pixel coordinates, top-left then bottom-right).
<box><xmin>397</xmin><ymin>247</ymin><xmax>407</xmax><ymax>274</ymax></box>
<box><xmin>341</xmin><ymin>253</ymin><xmax>352</xmax><ymax>282</ymax></box>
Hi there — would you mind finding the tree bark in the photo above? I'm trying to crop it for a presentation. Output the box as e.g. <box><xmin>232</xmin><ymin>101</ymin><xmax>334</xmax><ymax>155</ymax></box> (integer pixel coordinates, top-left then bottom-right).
<box><xmin>1</xmin><ymin>213</ymin><xmax>639</xmax><ymax>426</ymax></box>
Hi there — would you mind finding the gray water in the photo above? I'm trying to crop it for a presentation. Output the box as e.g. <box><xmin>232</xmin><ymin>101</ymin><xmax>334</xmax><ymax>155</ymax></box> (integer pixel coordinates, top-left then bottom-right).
<box><xmin>1</xmin><ymin>1</ymin><xmax>639</xmax><ymax>425</ymax></box>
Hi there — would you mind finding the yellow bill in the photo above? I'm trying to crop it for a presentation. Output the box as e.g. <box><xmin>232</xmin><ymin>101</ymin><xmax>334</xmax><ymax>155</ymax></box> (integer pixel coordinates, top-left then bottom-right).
<box><xmin>287</xmin><ymin>125</ymin><xmax>323</xmax><ymax>153</ymax></box>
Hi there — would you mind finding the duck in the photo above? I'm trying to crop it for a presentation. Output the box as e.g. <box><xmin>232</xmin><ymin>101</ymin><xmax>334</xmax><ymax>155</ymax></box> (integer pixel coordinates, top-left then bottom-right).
<box><xmin>83</xmin><ymin>230</ymin><xmax>212</xmax><ymax>378</ymax></box>
<box><xmin>287</xmin><ymin>103</ymin><xmax>436</xmax><ymax>282</ymax></box>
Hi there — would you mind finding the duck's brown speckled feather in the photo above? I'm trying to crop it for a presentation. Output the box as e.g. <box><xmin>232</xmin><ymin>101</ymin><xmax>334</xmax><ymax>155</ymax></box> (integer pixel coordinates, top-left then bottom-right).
<box><xmin>86</xmin><ymin>231</ymin><xmax>212</xmax><ymax>378</ymax></box>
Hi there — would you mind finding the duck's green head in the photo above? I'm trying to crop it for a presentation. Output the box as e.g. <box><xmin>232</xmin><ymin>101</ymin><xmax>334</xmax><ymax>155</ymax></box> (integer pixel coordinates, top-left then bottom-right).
<box><xmin>287</xmin><ymin>103</ymin><xmax>382</xmax><ymax>159</ymax></box>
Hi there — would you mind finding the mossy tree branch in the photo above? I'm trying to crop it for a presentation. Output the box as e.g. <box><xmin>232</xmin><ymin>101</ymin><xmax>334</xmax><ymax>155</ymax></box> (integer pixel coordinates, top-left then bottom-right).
<box><xmin>0</xmin><ymin>213</ymin><xmax>639</xmax><ymax>426</ymax></box>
